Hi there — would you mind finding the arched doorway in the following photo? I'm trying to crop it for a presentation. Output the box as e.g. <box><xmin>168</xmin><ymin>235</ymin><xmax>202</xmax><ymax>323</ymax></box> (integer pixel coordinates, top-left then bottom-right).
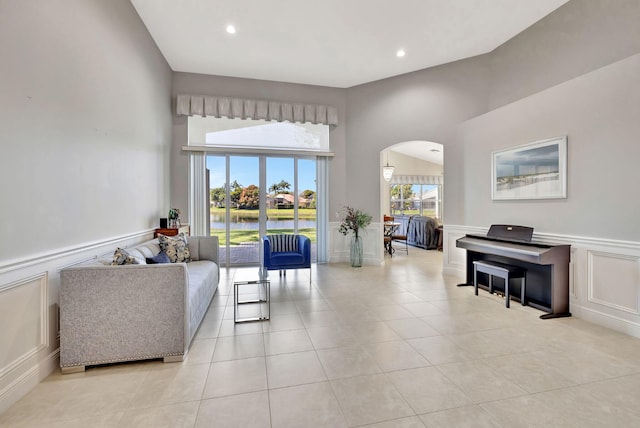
<box><xmin>380</xmin><ymin>140</ymin><xmax>444</xmax><ymax>253</ymax></box>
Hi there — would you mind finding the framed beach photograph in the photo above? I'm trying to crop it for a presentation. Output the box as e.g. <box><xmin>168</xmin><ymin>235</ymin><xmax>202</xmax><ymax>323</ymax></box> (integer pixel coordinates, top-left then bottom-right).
<box><xmin>491</xmin><ymin>136</ymin><xmax>567</xmax><ymax>200</ymax></box>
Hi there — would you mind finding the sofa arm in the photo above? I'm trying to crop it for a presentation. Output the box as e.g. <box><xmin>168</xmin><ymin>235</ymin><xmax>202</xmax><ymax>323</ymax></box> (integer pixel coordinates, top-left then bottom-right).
<box><xmin>60</xmin><ymin>264</ymin><xmax>188</xmax><ymax>370</ymax></box>
<box><xmin>188</xmin><ymin>236</ymin><xmax>219</xmax><ymax>264</ymax></box>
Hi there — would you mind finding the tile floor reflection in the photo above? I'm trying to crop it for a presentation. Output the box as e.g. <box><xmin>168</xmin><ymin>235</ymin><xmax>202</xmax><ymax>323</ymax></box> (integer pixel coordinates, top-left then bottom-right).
<box><xmin>2</xmin><ymin>249</ymin><xmax>640</xmax><ymax>427</ymax></box>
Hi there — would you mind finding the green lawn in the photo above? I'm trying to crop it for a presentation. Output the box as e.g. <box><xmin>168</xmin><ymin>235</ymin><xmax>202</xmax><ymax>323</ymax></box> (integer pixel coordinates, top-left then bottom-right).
<box><xmin>210</xmin><ymin>207</ymin><xmax>316</xmax><ymax>219</ymax></box>
<box><xmin>210</xmin><ymin>207</ymin><xmax>317</xmax><ymax>245</ymax></box>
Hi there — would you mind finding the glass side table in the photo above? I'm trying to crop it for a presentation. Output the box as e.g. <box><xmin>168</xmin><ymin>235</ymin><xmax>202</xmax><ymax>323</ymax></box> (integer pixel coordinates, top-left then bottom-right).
<box><xmin>233</xmin><ymin>269</ymin><xmax>270</xmax><ymax>323</ymax></box>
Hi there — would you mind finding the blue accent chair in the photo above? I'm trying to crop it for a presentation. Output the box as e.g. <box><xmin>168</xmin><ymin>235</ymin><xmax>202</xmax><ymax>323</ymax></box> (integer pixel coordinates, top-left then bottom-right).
<box><xmin>262</xmin><ymin>234</ymin><xmax>311</xmax><ymax>283</ymax></box>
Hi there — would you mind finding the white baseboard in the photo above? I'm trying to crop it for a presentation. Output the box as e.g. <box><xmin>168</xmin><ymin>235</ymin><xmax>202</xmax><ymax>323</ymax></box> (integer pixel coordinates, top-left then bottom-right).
<box><xmin>571</xmin><ymin>305</ymin><xmax>640</xmax><ymax>338</ymax></box>
<box><xmin>0</xmin><ymin>350</ymin><xmax>59</xmax><ymax>415</ymax></box>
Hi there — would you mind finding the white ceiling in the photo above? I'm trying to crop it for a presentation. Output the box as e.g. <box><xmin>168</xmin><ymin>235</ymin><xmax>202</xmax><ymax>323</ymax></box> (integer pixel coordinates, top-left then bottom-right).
<box><xmin>131</xmin><ymin>0</ymin><xmax>569</xmax><ymax>88</ymax></box>
<box><xmin>131</xmin><ymin>0</ymin><xmax>568</xmax><ymax>163</ymax></box>
<box><xmin>390</xmin><ymin>141</ymin><xmax>443</xmax><ymax>165</ymax></box>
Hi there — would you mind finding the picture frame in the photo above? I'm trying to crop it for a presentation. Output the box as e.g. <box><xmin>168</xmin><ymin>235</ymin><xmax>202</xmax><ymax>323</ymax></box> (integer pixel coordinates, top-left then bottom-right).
<box><xmin>491</xmin><ymin>136</ymin><xmax>567</xmax><ymax>200</ymax></box>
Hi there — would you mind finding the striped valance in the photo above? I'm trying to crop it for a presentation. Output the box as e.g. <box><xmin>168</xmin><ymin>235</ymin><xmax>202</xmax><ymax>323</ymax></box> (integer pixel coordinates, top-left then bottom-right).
<box><xmin>391</xmin><ymin>175</ymin><xmax>443</xmax><ymax>185</ymax></box>
<box><xmin>176</xmin><ymin>94</ymin><xmax>338</xmax><ymax>126</ymax></box>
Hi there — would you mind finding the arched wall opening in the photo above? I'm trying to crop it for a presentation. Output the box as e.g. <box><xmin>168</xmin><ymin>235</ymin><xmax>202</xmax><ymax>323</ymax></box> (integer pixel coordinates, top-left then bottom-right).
<box><xmin>379</xmin><ymin>140</ymin><xmax>444</xmax><ymax>255</ymax></box>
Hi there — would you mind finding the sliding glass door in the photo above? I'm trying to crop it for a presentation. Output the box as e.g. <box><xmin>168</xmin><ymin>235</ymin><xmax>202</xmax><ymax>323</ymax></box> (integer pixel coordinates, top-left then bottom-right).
<box><xmin>266</xmin><ymin>157</ymin><xmax>295</xmax><ymax>235</ymax></box>
<box><xmin>207</xmin><ymin>154</ymin><xmax>316</xmax><ymax>266</ymax></box>
<box><xmin>297</xmin><ymin>158</ymin><xmax>317</xmax><ymax>246</ymax></box>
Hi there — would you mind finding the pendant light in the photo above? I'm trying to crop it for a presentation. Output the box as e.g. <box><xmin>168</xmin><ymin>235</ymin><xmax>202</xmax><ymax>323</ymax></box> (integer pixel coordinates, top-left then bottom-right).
<box><xmin>382</xmin><ymin>151</ymin><xmax>394</xmax><ymax>182</ymax></box>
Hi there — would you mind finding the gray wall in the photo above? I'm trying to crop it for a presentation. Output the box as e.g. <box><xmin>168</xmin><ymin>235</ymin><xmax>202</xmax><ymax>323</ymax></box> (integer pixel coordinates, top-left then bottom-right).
<box><xmin>488</xmin><ymin>0</ymin><xmax>640</xmax><ymax>109</ymax></box>
<box><xmin>453</xmin><ymin>0</ymin><xmax>640</xmax><ymax>239</ymax></box>
<box><xmin>0</xmin><ymin>0</ymin><xmax>172</xmax><ymax>261</ymax></box>
<box><xmin>460</xmin><ymin>52</ymin><xmax>640</xmax><ymax>240</ymax></box>
<box><xmin>171</xmin><ymin>72</ymin><xmax>347</xmax><ymax>218</ymax></box>
<box><xmin>170</xmin><ymin>56</ymin><xmax>487</xmax><ymax>224</ymax></box>
<box><xmin>5</xmin><ymin>0</ymin><xmax>634</xmax><ymax>260</ymax></box>
<box><xmin>346</xmin><ymin>0</ymin><xmax>640</xmax><ymax>239</ymax></box>
<box><xmin>346</xmin><ymin>55</ymin><xmax>490</xmax><ymax>219</ymax></box>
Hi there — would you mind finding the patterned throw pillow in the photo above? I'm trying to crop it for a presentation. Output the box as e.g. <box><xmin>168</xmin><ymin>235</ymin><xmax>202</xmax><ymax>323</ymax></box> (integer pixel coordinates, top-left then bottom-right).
<box><xmin>111</xmin><ymin>248</ymin><xmax>141</xmax><ymax>265</ymax></box>
<box><xmin>158</xmin><ymin>233</ymin><xmax>191</xmax><ymax>263</ymax></box>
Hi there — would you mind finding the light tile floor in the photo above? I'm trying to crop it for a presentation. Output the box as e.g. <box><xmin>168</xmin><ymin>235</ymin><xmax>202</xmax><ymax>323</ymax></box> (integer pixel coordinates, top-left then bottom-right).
<box><xmin>2</xmin><ymin>249</ymin><xmax>640</xmax><ymax>427</ymax></box>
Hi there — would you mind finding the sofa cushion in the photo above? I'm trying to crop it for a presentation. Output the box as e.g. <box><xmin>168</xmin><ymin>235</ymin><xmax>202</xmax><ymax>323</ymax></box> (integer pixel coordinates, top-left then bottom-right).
<box><xmin>185</xmin><ymin>260</ymin><xmax>217</xmax><ymax>335</ymax></box>
<box><xmin>158</xmin><ymin>233</ymin><xmax>191</xmax><ymax>263</ymax></box>
<box><xmin>270</xmin><ymin>252</ymin><xmax>305</xmax><ymax>265</ymax></box>
<box><xmin>142</xmin><ymin>241</ymin><xmax>162</xmax><ymax>256</ymax></box>
<box><xmin>111</xmin><ymin>248</ymin><xmax>143</xmax><ymax>265</ymax></box>
<box><xmin>127</xmin><ymin>248</ymin><xmax>147</xmax><ymax>262</ymax></box>
<box><xmin>134</xmin><ymin>245</ymin><xmax>155</xmax><ymax>259</ymax></box>
<box><xmin>146</xmin><ymin>251</ymin><xmax>171</xmax><ymax>264</ymax></box>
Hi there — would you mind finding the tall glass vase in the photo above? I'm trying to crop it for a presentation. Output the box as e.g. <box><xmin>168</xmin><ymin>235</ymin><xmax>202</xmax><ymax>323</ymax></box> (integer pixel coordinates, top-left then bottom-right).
<box><xmin>350</xmin><ymin>235</ymin><xmax>363</xmax><ymax>267</ymax></box>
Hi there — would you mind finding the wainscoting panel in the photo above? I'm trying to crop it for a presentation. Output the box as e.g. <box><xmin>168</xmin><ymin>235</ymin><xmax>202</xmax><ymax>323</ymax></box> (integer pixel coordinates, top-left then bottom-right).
<box><xmin>329</xmin><ymin>221</ymin><xmax>384</xmax><ymax>265</ymax></box>
<box><xmin>588</xmin><ymin>251</ymin><xmax>639</xmax><ymax>314</ymax></box>
<box><xmin>0</xmin><ymin>273</ymin><xmax>48</xmax><ymax>379</ymax></box>
<box><xmin>444</xmin><ymin>225</ymin><xmax>640</xmax><ymax>339</ymax></box>
<box><xmin>442</xmin><ymin>225</ymin><xmax>483</xmax><ymax>277</ymax></box>
<box><xmin>0</xmin><ymin>229</ymin><xmax>154</xmax><ymax>414</ymax></box>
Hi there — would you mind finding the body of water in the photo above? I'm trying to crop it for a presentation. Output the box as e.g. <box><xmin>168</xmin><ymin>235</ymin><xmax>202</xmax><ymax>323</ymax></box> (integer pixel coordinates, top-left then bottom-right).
<box><xmin>211</xmin><ymin>215</ymin><xmax>316</xmax><ymax>230</ymax></box>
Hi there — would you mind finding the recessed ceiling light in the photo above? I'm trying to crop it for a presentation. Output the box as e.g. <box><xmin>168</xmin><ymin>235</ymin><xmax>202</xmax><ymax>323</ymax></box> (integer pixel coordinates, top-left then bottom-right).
<box><xmin>396</xmin><ymin>49</ymin><xmax>406</xmax><ymax>58</ymax></box>
<box><xmin>226</xmin><ymin>25</ymin><xmax>236</xmax><ymax>34</ymax></box>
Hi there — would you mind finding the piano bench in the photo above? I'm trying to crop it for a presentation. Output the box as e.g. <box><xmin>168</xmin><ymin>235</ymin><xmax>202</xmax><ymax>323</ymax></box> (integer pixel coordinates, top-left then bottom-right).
<box><xmin>473</xmin><ymin>260</ymin><xmax>526</xmax><ymax>308</ymax></box>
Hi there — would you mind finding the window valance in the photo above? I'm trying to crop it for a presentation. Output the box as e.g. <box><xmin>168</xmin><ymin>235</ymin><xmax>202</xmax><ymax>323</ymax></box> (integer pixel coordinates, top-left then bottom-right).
<box><xmin>391</xmin><ymin>175</ymin><xmax>443</xmax><ymax>185</ymax></box>
<box><xmin>176</xmin><ymin>94</ymin><xmax>338</xmax><ymax>126</ymax></box>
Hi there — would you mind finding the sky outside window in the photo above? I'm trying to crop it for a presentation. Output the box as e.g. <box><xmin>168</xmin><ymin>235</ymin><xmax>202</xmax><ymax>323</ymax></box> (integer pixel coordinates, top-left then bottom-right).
<box><xmin>207</xmin><ymin>156</ymin><xmax>315</xmax><ymax>193</ymax></box>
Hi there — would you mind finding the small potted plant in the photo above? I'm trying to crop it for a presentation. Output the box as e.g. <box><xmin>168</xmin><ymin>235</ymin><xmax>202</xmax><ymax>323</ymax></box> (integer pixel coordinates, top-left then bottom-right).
<box><xmin>338</xmin><ymin>206</ymin><xmax>372</xmax><ymax>267</ymax></box>
<box><xmin>168</xmin><ymin>208</ymin><xmax>181</xmax><ymax>228</ymax></box>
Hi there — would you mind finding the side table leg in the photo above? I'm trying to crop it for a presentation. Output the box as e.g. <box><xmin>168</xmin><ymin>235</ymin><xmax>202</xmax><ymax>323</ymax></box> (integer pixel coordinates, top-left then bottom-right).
<box><xmin>233</xmin><ymin>282</ymin><xmax>237</xmax><ymax>323</ymax></box>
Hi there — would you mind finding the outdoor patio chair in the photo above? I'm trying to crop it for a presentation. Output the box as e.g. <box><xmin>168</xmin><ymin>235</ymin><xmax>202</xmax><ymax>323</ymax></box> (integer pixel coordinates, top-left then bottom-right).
<box><xmin>262</xmin><ymin>234</ymin><xmax>311</xmax><ymax>284</ymax></box>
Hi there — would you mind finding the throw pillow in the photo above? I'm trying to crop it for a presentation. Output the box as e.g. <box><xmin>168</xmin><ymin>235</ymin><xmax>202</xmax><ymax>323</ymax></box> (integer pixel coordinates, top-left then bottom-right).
<box><xmin>111</xmin><ymin>248</ymin><xmax>141</xmax><ymax>265</ymax></box>
<box><xmin>158</xmin><ymin>232</ymin><xmax>191</xmax><ymax>263</ymax></box>
<box><xmin>146</xmin><ymin>251</ymin><xmax>171</xmax><ymax>264</ymax></box>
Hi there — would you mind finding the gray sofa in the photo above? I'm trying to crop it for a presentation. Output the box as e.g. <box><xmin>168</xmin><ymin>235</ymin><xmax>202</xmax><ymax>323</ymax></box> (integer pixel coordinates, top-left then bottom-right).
<box><xmin>59</xmin><ymin>236</ymin><xmax>219</xmax><ymax>373</ymax></box>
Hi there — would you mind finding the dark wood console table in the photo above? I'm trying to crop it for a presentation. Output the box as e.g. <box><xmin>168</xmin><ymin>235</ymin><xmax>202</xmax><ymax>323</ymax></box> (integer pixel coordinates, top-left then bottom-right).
<box><xmin>154</xmin><ymin>225</ymin><xmax>190</xmax><ymax>238</ymax></box>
